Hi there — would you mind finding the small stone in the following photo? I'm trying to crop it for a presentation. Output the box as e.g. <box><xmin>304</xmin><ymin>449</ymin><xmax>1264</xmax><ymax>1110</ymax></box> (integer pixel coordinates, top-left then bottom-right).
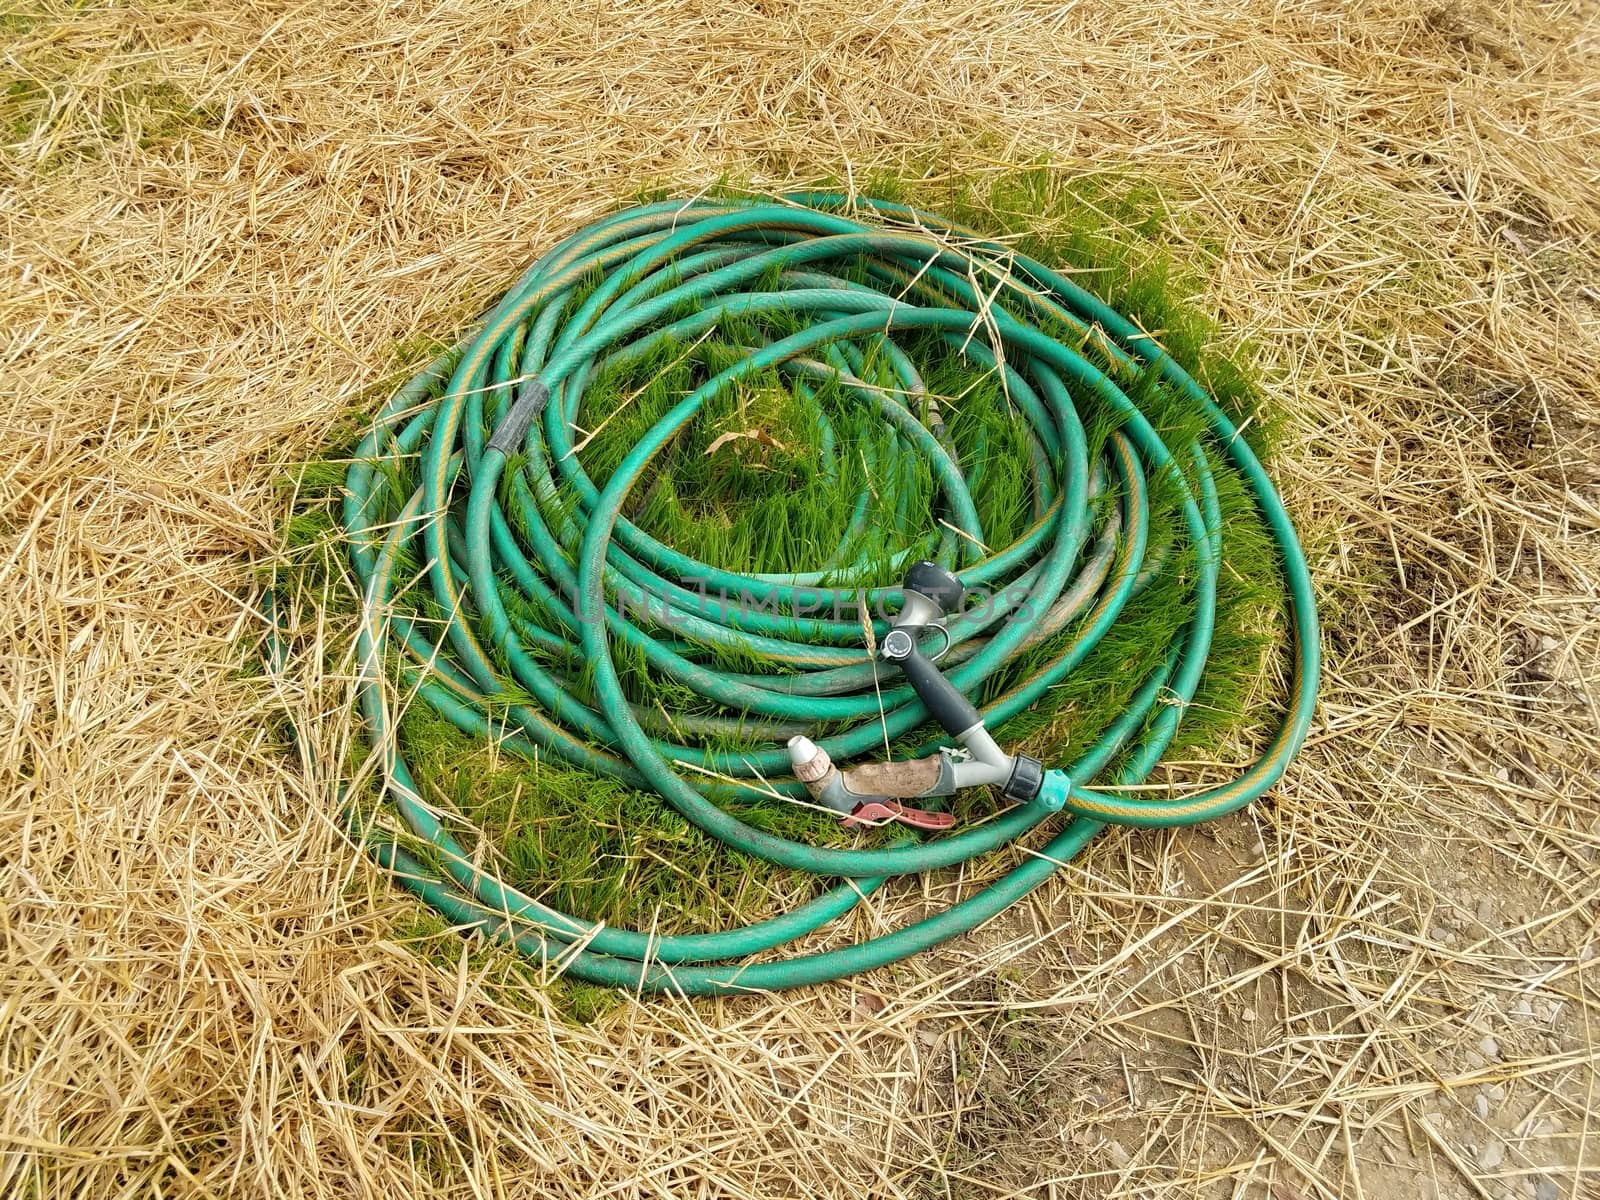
<box><xmin>1106</xmin><ymin>1139</ymin><xmax>1130</xmax><ymax>1169</ymax></box>
<box><xmin>1477</xmin><ymin>897</ymin><xmax>1496</xmax><ymax>923</ymax></box>
<box><xmin>1426</xmin><ymin>1110</ymin><xmax>1448</xmax><ymax>1128</ymax></box>
<box><xmin>1478</xmin><ymin>1138</ymin><xmax>1505</xmax><ymax>1170</ymax></box>
<box><xmin>1486</xmin><ymin>1084</ymin><xmax>1506</xmax><ymax>1102</ymax></box>
<box><xmin>1494</xmin><ymin>767</ymin><xmax>1511</xmax><ymax>783</ymax></box>
<box><xmin>1510</xmin><ymin>997</ymin><xmax>1535</xmax><ymax>1020</ymax></box>
<box><xmin>1475</xmin><ymin>1093</ymin><xmax>1491</xmax><ymax>1119</ymax></box>
<box><xmin>1252</xmin><ymin>838</ymin><xmax>1267</xmax><ymax>860</ymax></box>
<box><xmin>1541</xmin><ymin>1001</ymin><xmax>1564</xmax><ymax>1024</ymax></box>
<box><xmin>1535</xmin><ymin>1178</ymin><xmax>1559</xmax><ymax>1200</ymax></box>
<box><xmin>1581</xmin><ymin>944</ymin><xmax>1596</xmax><ymax>963</ymax></box>
<box><xmin>1242</xmin><ymin>1006</ymin><xmax>1257</xmax><ymax>1022</ymax></box>
<box><xmin>1480</xmin><ymin>1035</ymin><xmax>1502</xmax><ymax>1060</ymax></box>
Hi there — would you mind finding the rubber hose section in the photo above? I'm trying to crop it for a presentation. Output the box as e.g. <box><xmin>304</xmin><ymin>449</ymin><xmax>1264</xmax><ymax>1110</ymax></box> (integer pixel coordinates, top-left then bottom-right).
<box><xmin>302</xmin><ymin>194</ymin><xmax>1321</xmax><ymax>996</ymax></box>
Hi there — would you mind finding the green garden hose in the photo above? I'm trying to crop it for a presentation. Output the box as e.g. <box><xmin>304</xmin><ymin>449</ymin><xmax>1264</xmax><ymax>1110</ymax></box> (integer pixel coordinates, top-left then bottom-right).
<box><xmin>295</xmin><ymin>193</ymin><xmax>1320</xmax><ymax>995</ymax></box>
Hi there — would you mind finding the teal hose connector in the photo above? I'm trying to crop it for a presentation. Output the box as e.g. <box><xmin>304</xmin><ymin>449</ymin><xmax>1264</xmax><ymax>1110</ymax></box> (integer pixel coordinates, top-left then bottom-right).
<box><xmin>1036</xmin><ymin>771</ymin><xmax>1072</xmax><ymax>813</ymax></box>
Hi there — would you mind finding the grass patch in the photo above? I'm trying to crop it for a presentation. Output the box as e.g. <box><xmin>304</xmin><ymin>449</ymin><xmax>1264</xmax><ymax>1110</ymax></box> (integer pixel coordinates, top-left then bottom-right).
<box><xmin>279</xmin><ymin>167</ymin><xmax>1290</xmax><ymax>1018</ymax></box>
<box><xmin>0</xmin><ymin>46</ymin><xmax>220</xmax><ymax>162</ymax></box>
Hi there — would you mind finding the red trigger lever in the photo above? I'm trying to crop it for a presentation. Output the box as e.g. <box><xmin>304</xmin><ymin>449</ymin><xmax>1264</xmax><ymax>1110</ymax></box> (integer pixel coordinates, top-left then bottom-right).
<box><xmin>842</xmin><ymin>801</ymin><xmax>956</xmax><ymax>831</ymax></box>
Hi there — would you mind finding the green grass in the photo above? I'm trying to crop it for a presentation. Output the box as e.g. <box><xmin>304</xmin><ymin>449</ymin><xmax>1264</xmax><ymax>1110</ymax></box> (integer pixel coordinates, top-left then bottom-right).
<box><xmin>1</xmin><ymin>38</ymin><xmax>221</xmax><ymax>161</ymax></box>
<box><xmin>278</xmin><ymin>167</ymin><xmax>1290</xmax><ymax>1021</ymax></box>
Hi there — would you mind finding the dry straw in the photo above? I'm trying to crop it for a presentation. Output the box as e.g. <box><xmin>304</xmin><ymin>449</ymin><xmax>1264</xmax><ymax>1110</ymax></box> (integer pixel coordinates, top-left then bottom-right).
<box><xmin>2</xmin><ymin>1</ymin><xmax>1598</xmax><ymax>1197</ymax></box>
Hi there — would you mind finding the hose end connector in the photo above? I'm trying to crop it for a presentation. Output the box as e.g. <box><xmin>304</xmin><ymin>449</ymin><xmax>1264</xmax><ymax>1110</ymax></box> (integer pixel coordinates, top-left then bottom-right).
<box><xmin>1035</xmin><ymin>769</ymin><xmax>1072</xmax><ymax>813</ymax></box>
<box><xmin>1001</xmin><ymin>754</ymin><xmax>1044</xmax><ymax>803</ymax></box>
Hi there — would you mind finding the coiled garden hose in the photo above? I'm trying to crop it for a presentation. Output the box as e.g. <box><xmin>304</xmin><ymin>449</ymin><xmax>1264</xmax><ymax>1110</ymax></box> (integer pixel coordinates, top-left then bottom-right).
<box><xmin>278</xmin><ymin>194</ymin><xmax>1320</xmax><ymax>995</ymax></box>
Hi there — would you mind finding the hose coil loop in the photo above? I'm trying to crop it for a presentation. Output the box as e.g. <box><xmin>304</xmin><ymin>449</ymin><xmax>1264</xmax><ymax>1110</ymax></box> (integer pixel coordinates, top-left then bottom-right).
<box><xmin>329</xmin><ymin>195</ymin><xmax>1320</xmax><ymax>994</ymax></box>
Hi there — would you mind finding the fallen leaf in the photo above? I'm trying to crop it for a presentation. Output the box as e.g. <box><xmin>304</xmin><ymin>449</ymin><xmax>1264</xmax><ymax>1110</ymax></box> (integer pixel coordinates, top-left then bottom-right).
<box><xmin>853</xmin><ymin>989</ymin><xmax>887</xmax><ymax>1019</ymax></box>
<box><xmin>705</xmin><ymin>428</ymin><xmax>790</xmax><ymax>457</ymax></box>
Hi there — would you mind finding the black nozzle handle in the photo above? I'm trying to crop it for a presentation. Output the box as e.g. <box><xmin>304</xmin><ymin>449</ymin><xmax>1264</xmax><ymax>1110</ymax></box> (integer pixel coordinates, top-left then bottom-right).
<box><xmin>881</xmin><ymin>628</ymin><xmax>982</xmax><ymax>738</ymax></box>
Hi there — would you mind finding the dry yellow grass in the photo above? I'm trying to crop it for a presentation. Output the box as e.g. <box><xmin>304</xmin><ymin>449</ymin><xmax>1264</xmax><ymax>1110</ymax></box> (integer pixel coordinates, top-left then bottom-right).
<box><xmin>3</xmin><ymin>0</ymin><xmax>1599</xmax><ymax>1196</ymax></box>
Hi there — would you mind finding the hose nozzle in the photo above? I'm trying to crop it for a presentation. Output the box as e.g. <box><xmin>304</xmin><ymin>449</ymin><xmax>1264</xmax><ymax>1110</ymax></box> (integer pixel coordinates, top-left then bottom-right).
<box><xmin>786</xmin><ymin>735</ymin><xmax>833</xmax><ymax>786</ymax></box>
<box><xmin>785</xmin><ymin>735</ymin><xmax>955</xmax><ymax>831</ymax></box>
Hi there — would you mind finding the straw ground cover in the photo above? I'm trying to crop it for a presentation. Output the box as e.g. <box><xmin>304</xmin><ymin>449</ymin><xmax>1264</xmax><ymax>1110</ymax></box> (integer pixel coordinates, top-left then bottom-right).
<box><xmin>3</xmin><ymin>1</ymin><xmax>1598</xmax><ymax>1197</ymax></box>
